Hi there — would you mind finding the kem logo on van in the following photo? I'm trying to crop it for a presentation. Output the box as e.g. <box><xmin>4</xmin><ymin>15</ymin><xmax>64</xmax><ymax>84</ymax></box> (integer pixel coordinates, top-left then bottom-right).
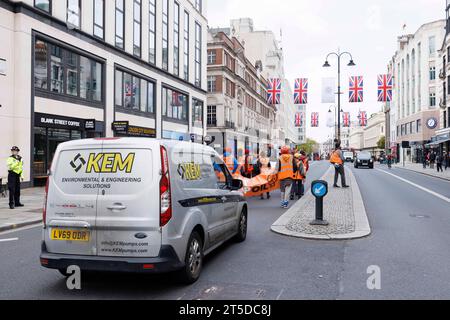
<box><xmin>71</xmin><ymin>153</ymin><xmax>135</xmax><ymax>174</ymax></box>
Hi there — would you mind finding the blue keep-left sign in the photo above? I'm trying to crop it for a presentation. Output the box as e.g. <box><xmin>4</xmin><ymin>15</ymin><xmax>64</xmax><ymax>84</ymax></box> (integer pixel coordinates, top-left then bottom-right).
<box><xmin>311</xmin><ymin>180</ymin><xmax>328</xmax><ymax>198</ymax></box>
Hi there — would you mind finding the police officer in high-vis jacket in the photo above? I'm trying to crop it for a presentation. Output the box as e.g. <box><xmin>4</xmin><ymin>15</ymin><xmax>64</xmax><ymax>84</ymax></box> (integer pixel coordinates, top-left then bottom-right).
<box><xmin>6</xmin><ymin>146</ymin><xmax>24</xmax><ymax>209</ymax></box>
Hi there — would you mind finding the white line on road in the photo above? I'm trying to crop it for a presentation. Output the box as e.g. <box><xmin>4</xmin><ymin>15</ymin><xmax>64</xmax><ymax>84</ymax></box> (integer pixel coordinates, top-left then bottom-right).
<box><xmin>0</xmin><ymin>238</ymin><xmax>19</xmax><ymax>243</ymax></box>
<box><xmin>377</xmin><ymin>169</ymin><xmax>450</xmax><ymax>203</ymax></box>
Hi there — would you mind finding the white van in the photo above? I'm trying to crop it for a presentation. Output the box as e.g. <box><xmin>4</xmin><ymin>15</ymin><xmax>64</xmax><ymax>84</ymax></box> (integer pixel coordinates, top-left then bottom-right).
<box><xmin>40</xmin><ymin>138</ymin><xmax>248</xmax><ymax>284</ymax></box>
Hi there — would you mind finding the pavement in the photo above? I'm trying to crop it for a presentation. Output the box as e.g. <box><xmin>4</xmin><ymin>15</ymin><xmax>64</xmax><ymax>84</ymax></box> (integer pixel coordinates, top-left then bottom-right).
<box><xmin>271</xmin><ymin>165</ymin><xmax>371</xmax><ymax>240</ymax></box>
<box><xmin>0</xmin><ymin>187</ymin><xmax>44</xmax><ymax>232</ymax></box>
<box><xmin>394</xmin><ymin>162</ymin><xmax>450</xmax><ymax>181</ymax></box>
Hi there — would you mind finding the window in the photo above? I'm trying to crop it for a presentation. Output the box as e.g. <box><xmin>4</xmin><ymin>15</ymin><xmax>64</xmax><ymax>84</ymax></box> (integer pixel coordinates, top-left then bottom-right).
<box><xmin>207</xmin><ymin>76</ymin><xmax>216</xmax><ymax>92</ymax></box>
<box><xmin>115</xmin><ymin>0</ymin><xmax>125</xmax><ymax>49</ymax></box>
<box><xmin>162</xmin><ymin>0</ymin><xmax>169</xmax><ymax>71</ymax></box>
<box><xmin>430</xmin><ymin>66</ymin><xmax>436</xmax><ymax>80</ymax></box>
<box><xmin>93</xmin><ymin>0</ymin><xmax>104</xmax><ymax>39</ymax></box>
<box><xmin>208</xmin><ymin>50</ymin><xmax>216</xmax><ymax>64</ymax></box>
<box><xmin>417</xmin><ymin>119</ymin><xmax>422</xmax><ymax>133</ymax></box>
<box><xmin>173</xmin><ymin>2</ymin><xmax>180</xmax><ymax>76</ymax></box>
<box><xmin>133</xmin><ymin>0</ymin><xmax>142</xmax><ymax>57</ymax></box>
<box><xmin>67</xmin><ymin>0</ymin><xmax>81</xmax><ymax>29</ymax></box>
<box><xmin>195</xmin><ymin>22</ymin><xmax>202</xmax><ymax>87</ymax></box>
<box><xmin>115</xmin><ymin>68</ymin><xmax>155</xmax><ymax>114</ymax></box>
<box><xmin>430</xmin><ymin>92</ymin><xmax>436</xmax><ymax>107</ymax></box>
<box><xmin>207</xmin><ymin>105</ymin><xmax>217</xmax><ymax>126</ymax></box>
<box><xmin>35</xmin><ymin>0</ymin><xmax>51</xmax><ymax>12</ymax></box>
<box><xmin>149</xmin><ymin>0</ymin><xmax>156</xmax><ymax>64</ymax></box>
<box><xmin>429</xmin><ymin>36</ymin><xmax>436</xmax><ymax>55</ymax></box>
<box><xmin>34</xmin><ymin>39</ymin><xmax>103</xmax><ymax>103</ymax></box>
<box><xmin>183</xmin><ymin>11</ymin><xmax>189</xmax><ymax>81</ymax></box>
<box><xmin>194</xmin><ymin>0</ymin><xmax>202</xmax><ymax>13</ymax></box>
<box><xmin>162</xmin><ymin>87</ymin><xmax>188</xmax><ymax>121</ymax></box>
<box><xmin>192</xmin><ymin>99</ymin><xmax>204</xmax><ymax>128</ymax></box>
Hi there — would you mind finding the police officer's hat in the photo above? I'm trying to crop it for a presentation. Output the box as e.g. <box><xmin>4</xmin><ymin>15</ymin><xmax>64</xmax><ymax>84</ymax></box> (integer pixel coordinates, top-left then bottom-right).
<box><xmin>11</xmin><ymin>146</ymin><xmax>20</xmax><ymax>152</ymax></box>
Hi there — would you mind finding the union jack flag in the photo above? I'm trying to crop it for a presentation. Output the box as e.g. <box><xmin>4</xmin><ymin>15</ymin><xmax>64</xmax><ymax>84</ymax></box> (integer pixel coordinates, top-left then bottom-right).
<box><xmin>343</xmin><ymin>112</ymin><xmax>351</xmax><ymax>127</ymax></box>
<box><xmin>311</xmin><ymin>112</ymin><xmax>319</xmax><ymax>128</ymax></box>
<box><xmin>378</xmin><ymin>74</ymin><xmax>393</xmax><ymax>102</ymax></box>
<box><xmin>359</xmin><ymin>111</ymin><xmax>368</xmax><ymax>127</ymax></box>
<box><xmin>294</xmin><ymin>78</ymin><xmax>308</xmax><ymax>104</ymax></box>
<box><xmin>295</xmin><ymin>112</ymin><xmax>303</xmax><ymax>127</ymax></box>
<box><xmin>349</xmin><ymin>76</ymin><xmax>363</xmax><ymax>103</ymax></box>
<box><xmin>267</xmin><ymin>78</ymin><xmax>281</xmax><ymax>105</ymax></box>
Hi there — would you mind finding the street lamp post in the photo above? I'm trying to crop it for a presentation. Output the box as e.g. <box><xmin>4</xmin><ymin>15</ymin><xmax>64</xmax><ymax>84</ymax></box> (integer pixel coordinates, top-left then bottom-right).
<box><xmin>323</xmin><ymin>49</ymin><xmax>356</xmax><ymax>144</ymax></box>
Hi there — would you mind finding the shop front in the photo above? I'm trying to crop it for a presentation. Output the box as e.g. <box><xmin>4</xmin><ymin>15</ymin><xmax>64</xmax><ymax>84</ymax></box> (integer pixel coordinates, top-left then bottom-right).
<box><xmin>33</xmin><ymin>113</ymin><xmax>104</xmax><ymax>185</ymax></box>
<box><xmin>112</xmin><ymin>121</ymin><xmax>157</xmax><ymax>138</ymax></box>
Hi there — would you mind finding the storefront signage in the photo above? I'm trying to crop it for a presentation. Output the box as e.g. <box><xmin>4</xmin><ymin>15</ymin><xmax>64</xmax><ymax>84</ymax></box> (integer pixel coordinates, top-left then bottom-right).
<box><xmin>112</xmin><ymin>121</ymin><xmax>156</xmax><ymax>138</ymax></box>
<box><xmin>35</xmin><ymin>113</ymin><xmax>83</xmax><ymax>129</ymax></box>
<box><xmin>85</xmin><ymin>119</ymin><xmax>96</xmax><ymax>131</ymax></box>
<box><xmin>112</xmin><ymin>121</ymin><xmax>129</xmax><ymax>135</ymax></box>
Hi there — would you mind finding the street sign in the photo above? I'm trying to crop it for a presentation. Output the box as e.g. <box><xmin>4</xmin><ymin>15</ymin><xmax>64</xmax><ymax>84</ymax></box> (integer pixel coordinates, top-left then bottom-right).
<box><xmin>310</xmin><ymin>180</ymin><xmax>329</xmax><ymax>226</ymax></box>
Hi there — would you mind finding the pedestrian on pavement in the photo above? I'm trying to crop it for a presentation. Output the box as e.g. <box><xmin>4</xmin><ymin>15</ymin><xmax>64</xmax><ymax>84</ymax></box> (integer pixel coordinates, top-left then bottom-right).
<box><xmin>436</xmin><ymin>154</ymin><xmax>444</xmax><ymax>173</ymax></box>
<box><xmin>422</xmin><ymin>153</ymin><xmax>428</xmax><ymax>169</ymax></box>
<box><xmin>274</xmin><ymin>146</ymin><xmax>297</xmax><ymax>209</ymax></box>
<box><xmin>290</xmin><ymin>153</ymin><xmax>306</xmax><ymax>200</ymax></box>
<box><xmin>222</xmin><ymin>147</ymin><xmax>239</xmax><ymax>176</ymax></box>
<box><xmin>430</xmin><ymin>152</ymin><xmax>436</xmax><ymax>169</ymax></box>
<box><xmin>330</xmin><ymin>142</ymin><xmax>349</xmax><ymax>188</ymax></box>
<box><xmin>6</xmin><ymin>146</ymin><xmax>24</xmax><ymax>210</ymax></box>
<box><xmin>445</xmin><ymin>152</ymin><xmax>449</xmax><ymax>171</ymax></box>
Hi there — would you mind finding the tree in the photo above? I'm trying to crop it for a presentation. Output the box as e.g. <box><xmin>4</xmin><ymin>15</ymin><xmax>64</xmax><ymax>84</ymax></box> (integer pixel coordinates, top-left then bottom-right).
<box><xmin>377</xmin><ymin>136</ymin><xmax>386</xmax><ymax>150</ymax></box>
<box><xmin>298</xmin><ymin>139</ymin><xmax>319</xmax><ymax>155</ymax></box>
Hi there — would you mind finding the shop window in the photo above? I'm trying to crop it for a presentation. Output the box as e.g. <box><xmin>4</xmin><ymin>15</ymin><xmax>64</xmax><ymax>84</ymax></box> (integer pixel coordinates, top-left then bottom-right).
<box><xmin>34</xmin><ymin>38</ymin><xmax>103</xmax><ymax>104</ymax></box>
<box><xmin>192</xmin><ymin>99</ymin><xmax>204</xmax><ymax>128</ymax></box>
<box><xmin>162</xmin><ymin>87</ymin><xmax>188</xmax><ymax>121</ymax></box>
<box><xmin>115</xmin><ymin>67</ymin><xmax>155</xmax><ymax>115</ymax></box>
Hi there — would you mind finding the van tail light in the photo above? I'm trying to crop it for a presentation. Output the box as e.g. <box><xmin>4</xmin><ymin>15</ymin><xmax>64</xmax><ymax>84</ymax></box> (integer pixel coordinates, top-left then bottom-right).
<box><xmin>43</xmin><ymin>176</ymin><xmax>50</xmax><ymax>228</ymax></box>
<box><xmin>160</xmin><ymin>146</ymin><xmax>172</xmax><ymax>227</ymax></box>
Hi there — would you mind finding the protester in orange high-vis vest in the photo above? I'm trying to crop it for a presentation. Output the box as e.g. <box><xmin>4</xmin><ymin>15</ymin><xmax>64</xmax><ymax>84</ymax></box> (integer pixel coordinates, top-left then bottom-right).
<box><xmin>274</xmin><ymin>146</ymin><xmax>297</xmax><ymax>209</ymax></box>
<box><xmin>222</xmin><ymin>147</ymin><xmax>239</xmax><ymax>175</ymax></box>
<box><xmin>330</xmin><ymin>142</ymin><xmax>349</xmax><ymax>188</ymax></box>
<box><xmin>240</xmin><ymin>149</ymin><xmax>255</xmax><ymax>178</ymax></box>
<box><xmin>290</xmin><ymin>153</ymin><xmax>306</xmax><ymax>201</ymax></box>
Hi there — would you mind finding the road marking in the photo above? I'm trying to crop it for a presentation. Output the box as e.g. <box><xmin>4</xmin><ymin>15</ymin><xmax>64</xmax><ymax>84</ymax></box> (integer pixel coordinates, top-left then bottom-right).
<box><xmin>0</xmin><ymin>238</ymin><xmax>19</xmax><ymax>243</ymax></box>
<box><xmin>276</xmin><ymin>289</ymin><xmax>285</xmax><ymax>300</ymax></box>
<box><xmin>377</xmin><ymin>169</ymin><xmax>450</xmax><ymax>203</ymax></box>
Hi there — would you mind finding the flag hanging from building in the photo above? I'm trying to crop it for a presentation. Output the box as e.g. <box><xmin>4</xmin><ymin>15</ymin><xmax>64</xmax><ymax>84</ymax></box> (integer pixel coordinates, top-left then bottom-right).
<box><xmin>267</xmin><ymin>78</ymin><xmax>281</xmax><ymax>105</ymax></box>
<box><xmin>294</xmin><ymin>78</ymin><xmax>308</xmax><ymax>104</ymax></box>
<box><xmin>378</xmin><ymin>74</ymin><xmax>393</xmax><ymax>102</ymax></box>
<box><xmin>358</xmin><ymin>111</ymin><xmax>368</xmax><ymax>127</ymax></box>
<box><xmin>295</xmin><ymin>112</ymin><xmax>303</xmax><ymax>127</ymax></box>
<box><xmin>321</xmin><ymin>78</ymin><xmax>335</xmax><ymax>103</ymax></box>
<box><xmin>343</xmin><ymin>112</ymin><xmax>351</xmax><ymax>127</ymax></box>
<box><xmin>349</xmin><ymin>76</ymin><xmax>364</xmax><ymax>103</ymax></box>
<box><xmin>311</xmin><ymin>112</ymin><xmax>319</xmax><ymax>127</ymax></box>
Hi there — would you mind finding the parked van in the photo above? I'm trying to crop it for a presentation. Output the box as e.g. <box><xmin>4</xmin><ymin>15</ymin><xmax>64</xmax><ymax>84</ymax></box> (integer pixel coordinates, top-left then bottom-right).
<box><xmin>40</xmin><ymin>138</ymin><xmax>248</xmax><ymax>284</ymax></box>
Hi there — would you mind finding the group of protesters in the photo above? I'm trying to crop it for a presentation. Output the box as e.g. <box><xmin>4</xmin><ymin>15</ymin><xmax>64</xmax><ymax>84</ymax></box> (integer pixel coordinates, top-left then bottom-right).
<box><xmin>222</xmin><ymin>146</ymin><xmax>310</xmax><ymax>209</ymax></box>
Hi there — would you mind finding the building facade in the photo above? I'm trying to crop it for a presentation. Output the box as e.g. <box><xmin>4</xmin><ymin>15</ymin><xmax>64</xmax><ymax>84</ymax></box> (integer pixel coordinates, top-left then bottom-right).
<box><xmin>392</xmin><ymin>20</ymin><xmax>445</xmax><ymax>164</ymax></box>
<box><xmin>0</xmin><ymin>0</ymin><xmax>207</xmax><ymax>186</ymax></box>
<box><xmin>206</xmin><ymin>30</ymin><xmax>276</xmax><ymax>159</ymax></box>
<box><xmin>432</xmin><ymin>1</ymin><xmax>450</xmax><ymax>156</ymax></box>
<box><xmin>363</xmin><ymin>112</ymin><xmax>385</xmax><ymax>156</ymax></box>
<box><xmin>229</xmin><ymin>18</ymin><xmax>302</xmax><ymax>148</ymax></box>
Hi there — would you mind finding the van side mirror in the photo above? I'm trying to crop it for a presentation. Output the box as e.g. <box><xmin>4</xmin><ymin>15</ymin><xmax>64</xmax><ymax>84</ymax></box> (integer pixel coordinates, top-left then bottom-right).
<box><xmin>229</xmin><ymin>179</ymin><xmax>243</xmax><ymax>191</ymax></box>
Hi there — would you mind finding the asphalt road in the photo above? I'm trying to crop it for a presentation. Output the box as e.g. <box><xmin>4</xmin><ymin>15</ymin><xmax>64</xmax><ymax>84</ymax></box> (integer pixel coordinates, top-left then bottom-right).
<box><xmin>1</xmin><ymin>161</ymin><xmax>449</xmax><ymax>300</ymax></box>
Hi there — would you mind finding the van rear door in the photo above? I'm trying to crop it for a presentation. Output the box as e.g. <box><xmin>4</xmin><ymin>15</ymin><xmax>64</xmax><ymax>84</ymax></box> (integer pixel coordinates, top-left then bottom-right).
<box><xmin>96</xmin><ymin>141</ymin><xmax>162</xmax><ymax>258</ymax></box>
<box><xmin>45</xmin><ymin>142</ymin><xmax>102</xmax><ymax>256</ymax></box>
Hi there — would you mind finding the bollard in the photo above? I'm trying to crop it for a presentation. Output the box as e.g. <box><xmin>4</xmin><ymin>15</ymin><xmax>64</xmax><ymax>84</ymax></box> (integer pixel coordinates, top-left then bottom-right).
<box><xmin>310</xmin><ymin>180</ymin><xmax>329</xmax><ymax>226</ymax></box>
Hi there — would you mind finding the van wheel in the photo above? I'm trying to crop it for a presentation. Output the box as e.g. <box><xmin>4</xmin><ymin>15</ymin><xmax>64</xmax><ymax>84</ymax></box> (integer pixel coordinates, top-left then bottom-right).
<box><xmin>234</xmin><ymin>208</ymin><xmax>248</xmax><ymax>243</ymax></box>
<box><xmin>179</xmin><ymin>232</ymin><xmax>203</xmax><ymax>284</ymax></box>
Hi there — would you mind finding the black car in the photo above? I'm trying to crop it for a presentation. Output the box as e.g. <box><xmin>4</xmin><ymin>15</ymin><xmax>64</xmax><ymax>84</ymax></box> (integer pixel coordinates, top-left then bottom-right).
<box><xmin>354</xmin><ymin>152</ymin><xmax>374</xmax><ymax>169</ymax></box>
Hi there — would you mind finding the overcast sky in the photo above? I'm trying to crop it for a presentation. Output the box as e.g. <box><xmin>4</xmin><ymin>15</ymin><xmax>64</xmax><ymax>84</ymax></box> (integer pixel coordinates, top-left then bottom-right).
<box><xmin>207</xmin><ymin>0</ymin><xmax>446</xmax><ymax>143</ymax></box>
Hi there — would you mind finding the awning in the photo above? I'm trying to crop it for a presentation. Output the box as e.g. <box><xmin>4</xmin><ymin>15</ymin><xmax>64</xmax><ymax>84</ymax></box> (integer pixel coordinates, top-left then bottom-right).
<box><xmin>425</xmin><ymin>138</ymin><xmax>450</xmax><ymax>147</ymax></box>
